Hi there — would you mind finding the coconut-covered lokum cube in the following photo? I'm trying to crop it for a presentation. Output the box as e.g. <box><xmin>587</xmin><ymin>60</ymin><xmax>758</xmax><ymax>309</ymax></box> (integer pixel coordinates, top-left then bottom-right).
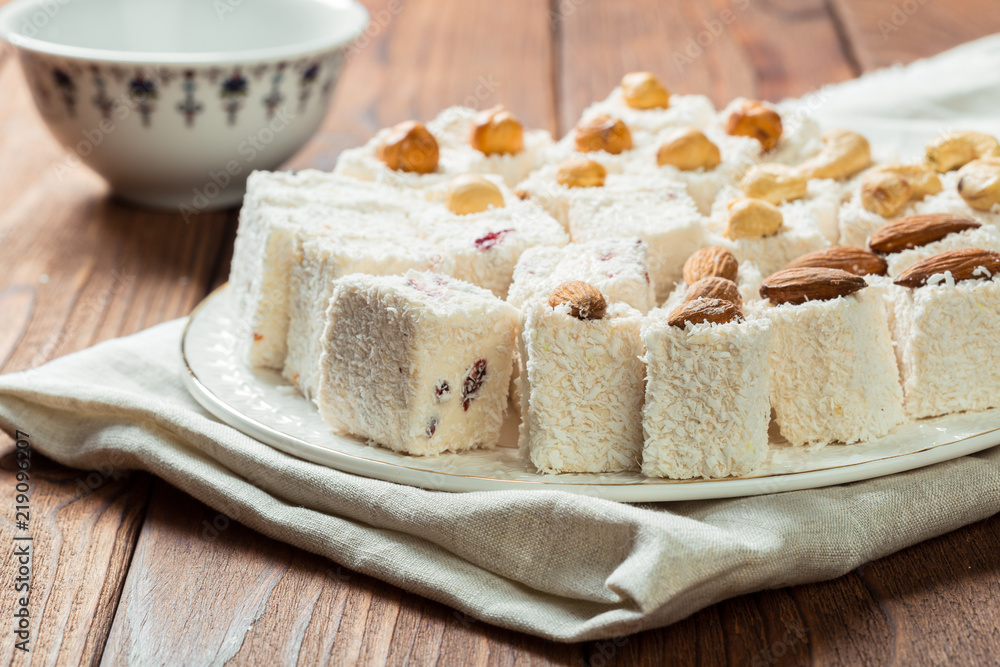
<box><xmin>575</xmin><ymin>72</ymin><xmax>717</xmax><ymax>136</ymax></box>
<box><xmin>761</xmin><ymin>269</ymin><xmax>905</xmax><ymax>446</ymax></box>
<box><xmin>518</xmin><ymin>283</ymin><xmax>646</xmax><ymax>474</ymax></box>
<box><xmin>641</xmin><ymin>303</ymin><xmax>773</xmax><ymax>479</ymax></box>
<box><xmin>868</xmin><ymin>213</ymin><xmax>1000</xmax><ymax>277</ymax></box>
<box><xmin>717</xmin><ymin>98</ymin><xmax>824</xmax><ymax>167</ymax></box>
<box><xmin>283</xmin><ymin>227</ymin><xmax>454</xmax><ymax>400</ymax></box>
<box><xmin>316</xmin><ymin>271</ymin><xmax>519</xmax><ymax>455</ymax></box>
<box><xmin>507</xmin><ymin>238</ymin><xmax>656</xmax><ymax>313</ymax></box>
<box><xmin>890</xmin><ymin>249</ymin><xmax>1000</xmax><ymax>418</ymax></box>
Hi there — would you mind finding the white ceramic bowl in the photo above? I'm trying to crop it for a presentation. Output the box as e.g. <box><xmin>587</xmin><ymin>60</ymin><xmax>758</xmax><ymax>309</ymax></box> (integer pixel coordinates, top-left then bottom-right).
<box><xmin>0</xmin><ymin>0</ymin><xmax>368</xmax><ymax>211</ymax></box>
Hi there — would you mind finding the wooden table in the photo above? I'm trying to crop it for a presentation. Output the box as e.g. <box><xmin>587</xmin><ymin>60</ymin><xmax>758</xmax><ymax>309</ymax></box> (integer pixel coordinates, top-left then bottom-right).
<box><xmin>2</xmin><ymin>0</ymin><xmax>1000</xmax><ymax>663</ymax></box>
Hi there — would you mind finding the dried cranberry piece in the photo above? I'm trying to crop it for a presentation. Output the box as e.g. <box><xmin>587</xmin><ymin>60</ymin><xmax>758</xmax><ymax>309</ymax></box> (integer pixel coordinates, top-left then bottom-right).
<box><xmin>426</xmin><ymin>417</ymin><xmax>439</xmax><ymax>438</ymax></box>
<box><xmin>407</xmin><ymin>278</ymin><xmax>442</xmax><ymax>297</ymax></box>
<box><xmin>474</xmin><ymin>228</ymin><xmax>514</xmax><ymax>251</ymax></box>
<box><xmin>461</xmin><ymin>359</ymin><xmax>488</xmax><ymax>411</ymax></box>
<box><xmin>434</xmin><ymin>380</ymin><xmax>451</xmax><ymax>402</ymax></box>
<box><xmin>599</xmin><ymin>252</ymin><xmax>615</xmax><ymax>261</ymax></box>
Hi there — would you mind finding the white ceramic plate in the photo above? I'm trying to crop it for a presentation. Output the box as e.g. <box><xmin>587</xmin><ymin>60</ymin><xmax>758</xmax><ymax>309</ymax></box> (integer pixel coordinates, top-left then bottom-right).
<box><xmin>182</xmin><ymin>286</ymin><xmax>1000</xmax><ymax>501</ymax></box>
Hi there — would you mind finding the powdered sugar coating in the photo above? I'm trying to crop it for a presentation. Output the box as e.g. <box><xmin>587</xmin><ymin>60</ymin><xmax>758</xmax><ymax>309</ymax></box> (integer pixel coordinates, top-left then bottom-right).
<box><xmin>518</xmin><ymin>301</ymin><xmax>645</xmax><ymax>474</ymax></box>
<box><xmin>507</xmin><ymin>238</ymin><xmax>656</xmax><ymax>313</ymax></box>
<box><xmin>641</xmin><ymin>313</ymin><xmax>773</xmax><ymax>479</ymax></box>
<box><xmin>891</xmin><ymin>275</ymin><xmax>1000</xmax><ymax>419</ymax></box>
<box><xmin>283</xmin><ymin>226</ymin><xmax>454</xmax><ymax>400</ymax></box>
<box><xmin>764</xmin><ymin>290</ymin><xmax>905</xmax><ymax>446</ymax></box>
<box><xmin>567</xmin><ymin>174</ymin><xmax>705</xmax><ymax>301</ymax></box>
<box><xmin>317</xmin><ymin>271</ymin><xmax>519</xmax><ymax>455</ymax></box>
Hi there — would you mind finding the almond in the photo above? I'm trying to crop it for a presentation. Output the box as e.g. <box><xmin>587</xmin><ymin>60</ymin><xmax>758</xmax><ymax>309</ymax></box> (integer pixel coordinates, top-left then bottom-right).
<box><xmin>548</xmin><ymin>281</ymin><xmax>608</xmax><ymax>320</ymax></box>
<box><xmin>781</xmin><ymin>247</ymin><xmax>888</xmax><ymax>276</ymax></box>
<box><xmin>868</xmin><ymin>213</ymin><xmax>980</xmax><ymax>255</ymax></box>
<box><xmin>668</xmin><ymin>298</ymin><xmax>743</xmax><ymax>328</ymax></box>
<box><xmin>760</xmin><ymin>267</ymin><xmax>867</xmax><ymax>305</ymax></box>
<box><xmin>685</xmin><ymin>277</ymin><xmax>742</xmax><ymax>308</ymax></box>
<box><xmin>682</xmin><ymin>246</ymin><xmax>739</xmax><ymax>284</ymax></box>
<box><xmin>893</xmin><ymin>248</ymin><xmax>1000</xmax><ymax>288</ymax></box>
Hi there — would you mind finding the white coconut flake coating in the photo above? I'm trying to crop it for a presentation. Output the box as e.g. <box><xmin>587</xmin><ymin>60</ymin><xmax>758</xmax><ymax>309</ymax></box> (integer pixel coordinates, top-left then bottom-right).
<box><xmin>662</xmin><ymin>260</ymin><xmax>764</xmax><ymax>313</ymax></box>
<box><xmin>567</xmin><ymin>174</ymin><xmax>705</xmax><ymax>302</ymax></box>
<box><xmin>891</xmin><ymin>275</ymin><xmax>1000</xmax><ymax>419</ymax></box>
<box><xmin>707</xmin><ymin>187</ymin><xmax>830</xmax><ymax>278</ymax></box>
<box><xmin>715</xmin><ymin>98</ymin><xmax>824</xmax><ymax>167</ymax></box>
<box><xmin>425</xmin><ymin>106</ymin><xmax>552</xmax><ymax>187</ymax></box>
<box><xmin>543</xmin><ymin>124</ymin><xmax>662</xmax><ymax>174</ymax></box>
<box><xmin>629</xmin><ymin>129</ymin><xmax>761</xmax><ymax>215</ymax></box>
<box><xmin>512</xmin><ymin>161</ymin><xmax>628</xmax><ymax>229</ymax></box>
<box><xmin>507</xmin><ymin>238</ymin><xmax>656</xmax><ymax>313</ymax></box>
<box><xmin>413</xmin><ymin>191</ymin><xmax>568</xmax><ymax>299</ymax></box>
<box><xmin>316</xmin><ymin>271</ymin><xmax>519</xmax><ymax>456</ymax></box>
<box><xmin>764</xmin><ymin>290</ymin><xmax>905</xmax><ymax>446</ymax></box>
<box><xmin>229</xmin><ymin>170</ymin><xmax>422</xmax><ymax>368</ymax></box>
<box><xmin>885</xmin><ymin>225</ymin><xmax>1000</xmax><ymax>277</ymax></box>
<box><xmin>641</xmin><ymin>313</ymin><xmax>773</xmax><ymax>479</ymax></box>
<box><xmin>578</xmin><ymin>88</ymin><xmax>717</xmax><ymax>135</ymax></box>
<box><xmin>517</xmin><ymin>301</ymin><xmax>646</xmax><ymax>474</ymax></box>
<box><xmin>283</xmin><ymin>227</ymin><xmax>454</xmax><ymax>400</ymax></box>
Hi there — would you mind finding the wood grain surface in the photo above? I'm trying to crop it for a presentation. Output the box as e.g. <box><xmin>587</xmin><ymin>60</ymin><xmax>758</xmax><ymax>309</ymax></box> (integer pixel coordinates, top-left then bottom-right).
<box><xmin>1</xmin><ymin>0</ymin><xmax>1000</xmax><ymax>664</ymax></box>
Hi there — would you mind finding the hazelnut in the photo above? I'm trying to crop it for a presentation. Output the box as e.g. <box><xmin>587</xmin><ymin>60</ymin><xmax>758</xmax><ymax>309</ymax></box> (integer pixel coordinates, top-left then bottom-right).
<box><xmin>725</xmin><ymin>198</ymin><xmax>784</xmax><ymax>240</ymax></box>
<box><xmin>620</xmin><ymin>72</ymin><xmax>670</xmax><ymax>110</ymax></box>
<box><xmin>470</xmin><ymin>106</ymin><xmax>524</xmax><ymax>156</ymax></box>
<box><xmin>726</xmin><ymin>100</ymin><xmax>783</xmax><ymax>152</ymax></box>
<box><xmin>739</xmin><ymin>164</ymin><xmax>808</xmax><ymax>204</ymax></box>
<box><xmin>549</xmin><ymin>281</ymin><xmax>607</xmax><ymax>320</ymax></box>
<box><xmin>656</xmin><ymin>128</ymin><xmax>721</xmax><ymax>171</ymax></box>
<box><xmin>574</xmin><ymin>114</ymin><xmax>633</xmax><ymax>155</ymax></box>
<box><xmin>377</xmin><ymin>121</ymin><xmax>440</xmax><ymax>174</ymax></box>
<box><xmin>860</xmin><ymin>171</ymin><xmax>913</xmax><ymax>218</ymax></box>
<box><xmin>556</xmin><ymin>158</ymin><xmax>607</xmax><ymax>188</ymax></box>
<box><xmin>445</xmin><ymin>175</ymin><xmax>505</xmax><ymax>215</ymax></box>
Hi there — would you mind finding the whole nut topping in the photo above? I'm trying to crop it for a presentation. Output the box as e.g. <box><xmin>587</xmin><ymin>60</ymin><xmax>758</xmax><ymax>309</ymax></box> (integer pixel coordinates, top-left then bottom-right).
<box><xmin>668</xmin><ymin>298</ymin><xmax>743</xmax><ymax>328</ymax></box>
<box><xmin>781</xmin><ymin>247</ymin><xmax>888</xmax><ymax>276</ymax></box>
<box><xmin>725</xmin><ymin>198</ymin><xmax>784</xmax><ymax>240</ymax></box>
<box><xmin>739</xmin><ymin>163</ymin><xmax>808</xmax><ymax>204</ymax></box>
<box><xmin>860</xmin><ymin>170</ymin><xmax>913</xmax><ymax>218</ymax></box>
<box><xmin>685</xmin><ymin>277</ymin><xmax>742</xmax><ymax>308</ymax></box>
<box><xmin>760</xmin><ymin>267</ymin><xmax>867</xmax><ymax>305</ymax></box>
<box><xmin>574</xmin><ymin>114</ymin><xmax>633</xmax><ymax>155</ymax></box>
<box><xmin>894</xmin><ymin>248</ymin><xmax>1000</xmax><ymax>288</ymax></box>
<box><xmin>726</xmin><ymin>100</ymin><xmax>783</xmax><ymax>151</ymax></box>
<box><xmin>656</xmin><ymin>128</ymin><xmax>721</xmax><ymax>171</ymax></box>
<box><xmin>957</xmin><ymin>158</ymin><xmax>1000</xmax><ymax>212</ymax></box>
<box><xmin>470</xmin><ymin>106</ymin><xmax>524</xmax><ymax>156</ymax></box>
<box><xmin>925</xmin><ymin>131</ymin><xmax>1000</xmax><ymax>172</ymax></box>
<box><xmin>377</xmin><ymin>120</ymin><xmax>440</xmax><ymax>174</ymax></box>
<box><xmin>445</xmin><ymin>175</ymin><xmax>505</xmax><ymax>215</ymax></box>
<box><xmin>556</xmin><ymin>158</ymin><xmax>607</xmax><ymax>188</ymax></box>
<box><xmin>621</xmin><ymin>71</ymin><xmax>671</xmax><ymax>110</ymax></box>
<box><xmin>683</xmin><ymin>246</ymin><xmax>739</xmax><ymax>284</ymax></box>
<box><xmin>549</xmin><ymin>281</ymin><xmax>607</xmax><ymax>320</ymax></box>
<box><xmin>798</xmin><ymin>129</ymin><xmax>872</xmax><ymax>180</ymax></box>
<box><xmin>868</xmin><ymin>163</ymin><xmax>942</xmax><ymax>200</ymax></box>
<box><xmin>868</xmin><ymin>213</ymin><xmax>980</xmax><ymax>255</ymax></box>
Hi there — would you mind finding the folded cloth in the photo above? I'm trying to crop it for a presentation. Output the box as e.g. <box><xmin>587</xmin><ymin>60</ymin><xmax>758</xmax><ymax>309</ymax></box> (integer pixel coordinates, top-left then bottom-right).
<box><xmin>4</xmin><ymin>36</ymin><xmax>1000</xmax><ymax>642</ymax></box>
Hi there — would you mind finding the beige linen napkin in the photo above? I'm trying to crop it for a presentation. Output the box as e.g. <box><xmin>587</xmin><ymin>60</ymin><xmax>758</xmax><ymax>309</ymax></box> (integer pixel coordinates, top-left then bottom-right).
<box><xmin>3</xmin><ymin>35</ymin><xmax>1000</xmax><ymax>642</ymax></box>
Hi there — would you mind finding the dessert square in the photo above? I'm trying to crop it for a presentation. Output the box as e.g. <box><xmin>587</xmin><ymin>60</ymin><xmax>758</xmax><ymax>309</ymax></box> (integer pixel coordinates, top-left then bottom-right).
<box><xmin>512</xmin><ymin>159</ymin><xmax>624</xmax><ymax>229</ymax></box>
<box><xmin>764</xmin><ymin>288</ymin><xmax>905</xmax><ymax>446</ymax></box>
<box><xmin>883</xmin><ymin>224</ymin><xmax>1000</xmax><ymax>277</ymax></box>
<box><xmin>229</xmin><ymin>170</ymin><xmax>418</xmax><ymax>368</ymax></box>
<box><xmin>566</xmin><ymin>174</ymin><xmax>705</xmax><ymax>302</ymax></box>
<box><xmin>891</xmin><ymin>272</ymin><xmax>1000</xmax><ymax>419</ymax></box>
<box><xmin>577</xmin><ymin>73</ymin><xmax>717</xmax><ymax>135</ymax></box>
<box><xmin>507</xmin><ymin>238</ymin><xmax>656</xmax><ymax>313</ymax></box>
<box><xmin>283</xmin><ymin>227</ymin><xmax>454</xmax><ymax>400</ymax></box>
<box><xmin>316</xmin><ymin>271</ymin><xmax>519</xmax><ymax>455</ymax></box>
<box><xmin>641</xmin><ymin>312</ymin><xmax>773</xmax><ymax>479</ymax></box>
<box><xmin>517</xmin><ymin>295</ymin><xmax>645</xmax><ymax>474</ymax></box>
<box><xmin>716</xmin><ymin>98</ymin><xmax>824</xmax><ymax>167</ymax></box>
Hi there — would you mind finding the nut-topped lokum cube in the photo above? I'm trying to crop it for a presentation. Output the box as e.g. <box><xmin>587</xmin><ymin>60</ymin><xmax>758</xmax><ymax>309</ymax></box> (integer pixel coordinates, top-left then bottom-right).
<box><xmin>641</xmin><ymin>299</ymin><xmax>773</xmax><ymax>479</ymax></box>
<box><xmin>517</xmin><ymin>282</ymin><xmax>646</xmax><ymax>473</ymax></box>
<box><xmin>316</xmin><ymin>271</ymin><xmax>519</xmax><ymax>455</ymax></box>
<box><xmin>867</xmin><ymin>213</ymin><xmax>1000</xmax><ymax>277</ymax></box>
<box><xmin>760</xmin><ymin>268</ymin><xmax>905</xmax><ymax>446</ymax></box>
<box><xmin>890</xmin><ymin>249</ymin><xmax>1000</xmax><ymax>418</ymax></box>
<box><xmin>575</xmin><ymin>72</ymin><xmax>717</xmax><ymax>135</ymax></box>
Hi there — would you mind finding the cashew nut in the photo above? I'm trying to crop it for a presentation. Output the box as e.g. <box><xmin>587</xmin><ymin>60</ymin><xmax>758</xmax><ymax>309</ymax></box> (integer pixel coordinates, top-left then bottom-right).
<box><xmin>867</xmin><ymin>163</ymin><xmax>942</xmax><ymax>200</ymax></box>
<box><xmin>957</xmin><ymin>157</ymin><xmax>1000</xmax><ymax>212</ymax></box>
<box><xmin>739</xmin><ymin>164</ymin><xmax>808</xmax><ymax>204</ymax></box>
<box><xmin>798</xmin><ymin>129</ymin><xmax>871</xmax><ymax>180</ymax></box>
<box><xmin>725</xmin><ymin>198</ymin><xmax>784</xmax><ymax>240</ymax></box>
<box><xmin>925</xmin><ymin>131</ymin><xmax>1000</xmax><ymax>173</ymax></box>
